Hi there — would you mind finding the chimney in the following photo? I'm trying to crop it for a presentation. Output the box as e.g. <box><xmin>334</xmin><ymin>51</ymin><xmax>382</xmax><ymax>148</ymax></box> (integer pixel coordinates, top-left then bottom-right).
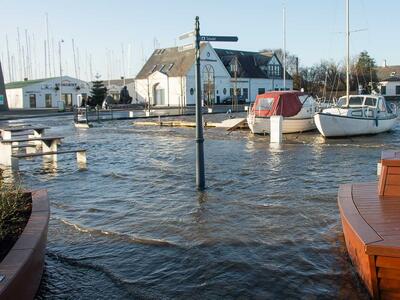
<box><xmin>382</xmin><ymin>59</ymin><xmax>387</xmax><ymax>67</ymax></box>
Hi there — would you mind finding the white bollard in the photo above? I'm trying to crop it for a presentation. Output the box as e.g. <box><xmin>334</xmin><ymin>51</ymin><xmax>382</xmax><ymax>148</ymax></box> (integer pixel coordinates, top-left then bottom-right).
<box><xmin>208</xmin><ymin>107</ymin><xmax>213</xmax><ymax>113</ymax></box>
<box><xmin>145</xmin><ymin>111</ymin><xmax>151</xmax><ymax>117</ymax></box>
<box><xmin>270</xmin><ymin>115</ymin><xmax>283</xmax><ymax>144</ymax></box>
<box><xmin>377</xmin><ymin>162</ymin><xmax>382</xmax><ymax>176</ymax></box>
<box><xmin>129</xmin><ymin>111</ymin><xmax>134</xmax><ymax>118</ymax></box>
<box><xmin>244</xmin><ymin>105</ymin><xmax>249</xmax><ymax>112</ymax></box>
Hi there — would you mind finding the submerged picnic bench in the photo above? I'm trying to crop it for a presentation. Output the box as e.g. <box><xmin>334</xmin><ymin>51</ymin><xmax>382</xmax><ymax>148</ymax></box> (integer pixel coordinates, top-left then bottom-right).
<box><xmin>0</xmin><ymin>125</ymin><xmax>49</xmax><ymax>139</ymax></box>
<box><xmin>0</xmin><ymin>135</ymin><xmax>87</xmax><ymax>170</ymax></box>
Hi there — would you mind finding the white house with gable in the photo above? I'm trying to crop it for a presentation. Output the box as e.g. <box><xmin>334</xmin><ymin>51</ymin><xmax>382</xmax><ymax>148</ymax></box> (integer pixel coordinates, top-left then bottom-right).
<box><xmin>134</xmin><ymin>42</ymin><xmax>293</xmax><ymax>107</ymax></box>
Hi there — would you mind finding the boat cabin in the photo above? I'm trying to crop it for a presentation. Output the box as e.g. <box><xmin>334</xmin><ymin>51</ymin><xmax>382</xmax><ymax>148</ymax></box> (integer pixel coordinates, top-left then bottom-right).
<box><xmin>335</xmin><ymin>95</ymin><xmax>396</xmax><ymax>118</ymax></box>
<box><xmin>251</xmin><ymin>91</ymin><xmax>314</xmax><ymax>117</ymax></box>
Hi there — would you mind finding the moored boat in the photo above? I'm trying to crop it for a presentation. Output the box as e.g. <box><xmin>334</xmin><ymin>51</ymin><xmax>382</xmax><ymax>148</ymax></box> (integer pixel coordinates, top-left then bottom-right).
<box><xmin>247</xmin><ymin>91</ymin><xmax>317</xmax><ymax>134</ymax></box>
<box><xmin>314</xmin><ymin>94</ymin><xmax>398</xmax><ymax>137</ymax></box>
<box><xmin>338</xmin><ymin>150</ymin><xmax>400</xmax><ymax>299</ymax></box>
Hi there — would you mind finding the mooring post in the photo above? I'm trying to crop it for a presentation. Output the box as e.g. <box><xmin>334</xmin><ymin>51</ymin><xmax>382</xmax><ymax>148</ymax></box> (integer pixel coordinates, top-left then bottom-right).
<box><xmin>195</xmin><ymin>16</ymin><xmax>205</xmax><ymax>190</ymax></box>
<box><xmin>270</xmin><ymin>115</ymin><xmax>283</xmax><ymax>144</ymax></box>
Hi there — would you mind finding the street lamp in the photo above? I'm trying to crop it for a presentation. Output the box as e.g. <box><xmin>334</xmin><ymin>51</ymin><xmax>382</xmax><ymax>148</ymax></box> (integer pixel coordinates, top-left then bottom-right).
<box><xmin>59</xmin><ymin>39</ymin><xmax>64</xmax><ymax>110</ymax></box>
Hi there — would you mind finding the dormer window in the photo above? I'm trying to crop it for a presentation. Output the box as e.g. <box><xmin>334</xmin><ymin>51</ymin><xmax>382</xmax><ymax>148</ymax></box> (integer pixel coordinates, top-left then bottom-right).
<box><xmin>149</xmin><ymin>65</ymin><xmax>157</xmax><ymax>73</ymax></box>
<box><xmin>159</xmin><ymin>64</ymin><xmax>165</xmax><ymax>72</ymax></box>
<box><xmin>167</xmin><ymin>63</ymin><xmax>174</xmax><ymax>71</ymax></box>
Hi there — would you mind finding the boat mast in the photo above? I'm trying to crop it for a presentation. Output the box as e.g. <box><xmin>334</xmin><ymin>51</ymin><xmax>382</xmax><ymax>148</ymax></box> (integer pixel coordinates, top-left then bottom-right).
<box><xmin>345</xmin><ymin>0</ymin><xmax>350</xmax><ymax>106</ymax></box>
<box><xmin>283</xmin><ymin>6</ymin><xmax>286</xmax><ymax>91</ymax></box>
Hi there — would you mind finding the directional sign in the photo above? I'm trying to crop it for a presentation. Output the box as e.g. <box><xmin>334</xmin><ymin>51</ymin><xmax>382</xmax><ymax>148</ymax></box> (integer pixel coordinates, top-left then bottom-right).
<box><xmin>179</xmin><ymin>31</ymin><xmax>195</xmax><ymax>40</ymax></box>
<box><xmin>200</xmin><ymin>35</ymin><xmax>238</xmax><ymax>42</ymax></box>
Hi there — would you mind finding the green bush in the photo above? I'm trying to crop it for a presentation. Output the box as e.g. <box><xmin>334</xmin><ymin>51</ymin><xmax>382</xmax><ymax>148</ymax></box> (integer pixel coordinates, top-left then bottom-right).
<box><xmin>0</xmin><ymin>184</ymin><xmax>32</xmax><ymax>261</ymax></box>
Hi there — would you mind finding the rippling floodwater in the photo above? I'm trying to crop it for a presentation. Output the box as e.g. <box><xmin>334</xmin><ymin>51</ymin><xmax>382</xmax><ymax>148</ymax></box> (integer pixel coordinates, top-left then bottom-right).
<box><xmin>3</xmin><ymin>113</ymin><xmax>400</xmax><ymax>299</ymax></box>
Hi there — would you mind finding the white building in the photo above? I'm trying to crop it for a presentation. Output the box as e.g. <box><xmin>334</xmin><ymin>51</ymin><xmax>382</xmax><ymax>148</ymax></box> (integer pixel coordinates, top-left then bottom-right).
<box><xmin>379</xmin><ymin>74</ymin><xmax>400</xmax><ymax>101</ymax></box>
<box><xmin>104</xmin><ymin>78</ymin><xmax>136</xmax><ymax>102</ymax></box>
<box><xmin>5</xmin><ymin>76</ymin><xmax>90</xmax><ymax>109</ymax></box>
<box><xmin>134</xmin><ymin>42</ymin><xmax>293</xmax><ymax>107</ymax></box>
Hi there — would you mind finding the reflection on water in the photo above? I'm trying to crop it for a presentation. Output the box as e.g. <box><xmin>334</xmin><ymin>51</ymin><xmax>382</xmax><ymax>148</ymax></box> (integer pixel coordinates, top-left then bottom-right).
<box><xmin>2</xmin><ymin>114</ymin><xmax>398</xmax><ymax>299</ymax></box>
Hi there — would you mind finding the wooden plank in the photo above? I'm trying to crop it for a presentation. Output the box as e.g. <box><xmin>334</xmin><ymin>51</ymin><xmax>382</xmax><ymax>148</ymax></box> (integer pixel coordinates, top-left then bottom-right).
<box><xmin>338</xmin><ymin>184</ymin><xmax>383</xmax><ymax>245</ymax></box>
<box><xmin>386</xmin><ymin>175</ymin><xmax>400</xmax><ymax>186</ymax></box>
<box><xmin>378</xmin><ymin>267</ymin><xmax>400</xmax><ymax>280</ymax></box>
<box><xmin>381</xmin><ymin>291</ymin><xmax>400</xmax><ymax>300</ymax></box>
<box><xmin>385</xmin><ymin>186</ymin><xmax>400</xmax><ymax>197</ymax></box>
<box><xmin>12</xmin><ymin>149</ymin><xmax>86</xmax><ymax>158</ymax></box>
<box><xmin>389</xmin><ymin>168</ymin><xmax>400</xmax><ymax>175</ymax></box>
<box><xmin>0</xmin><ymin>126</ymin><xmax>49</xmax><ymax>132</ymax></box>
<box><xmin>376</xmin><ymin>257</ymin><xmax>400</xmax><ymax>269</ymax></box>
<box><xmin>379</xmin><ymin>278</ymin><xmax>400</xmax><ymax>291</ymax></box>
<box><xmin>1</xmin><ymin>136</ymin><xmax>64</xmax><ymax>143</ymax></box>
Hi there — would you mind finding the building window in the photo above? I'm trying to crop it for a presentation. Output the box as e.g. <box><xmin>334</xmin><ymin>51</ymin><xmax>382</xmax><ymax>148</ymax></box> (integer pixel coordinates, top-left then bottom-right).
<box><xmin>203</xmin><ymin>64</ymin><xmax>215</xmax><ymax>105</ymax></box>
<box><xmin>396</xmin><ymin>86</ymin><xmax>400</xmax><ymax>95</ymax></box>
<box><xmin>159</xmin><ymin>64</ymin><xmax>165</xmax><ymax>72</ymax></box>
<box><xmin>29</xmin><ymin>94</ymin><xmax>36</xmax><ymax>108</ymax></box>
<box><xmin>223</xmin><ymin>88</ymin><xmax>227</xmax><ymax>95</ymax></box>
<box><xmin>381</xmin><ymin>86</ymin><xmax>386</xmax><ymax>95</ymax></box>
<box><xmin>243</xmin><ymin>88</ymin><xmax>249</xmax><ymax>100</ymax></box>
<box><xmin>45</xmin><ymin>94</ymin><xmax>52</xmax><ymax>108</ymax></box>
<box><xmin>190</xmin><ymin>88</ymin><xmax>194</xmax><ymax>95</ymax></box>
<box><xmin>258</xmin><ymin>88</ymin><xmax>265</xmax><ymax>95</ymax></box>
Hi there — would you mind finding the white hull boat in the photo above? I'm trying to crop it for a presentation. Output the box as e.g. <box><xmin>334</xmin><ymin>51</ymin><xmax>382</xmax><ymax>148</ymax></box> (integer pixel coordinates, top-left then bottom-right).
<box><xmin>314</xmin><ymin>96</ymin><xmax>398</xmax><ymax>137</ymax></box>
<box><xmin>247</xmin><ymin>91</ymin><xmax>317</xmax><ymax>134</ymax></box>
<box><xmin>248</xmin><ymin>116</ymin><xmax>315</xmax><ymax>134</ymax></box>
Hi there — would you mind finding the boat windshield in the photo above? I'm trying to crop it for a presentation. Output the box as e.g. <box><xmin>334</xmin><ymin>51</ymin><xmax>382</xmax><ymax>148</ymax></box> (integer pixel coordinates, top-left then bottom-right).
<box><xmin>336</xmin><ymin>97</ymin><xmax>347</xmax><ymax>107</ymax></box>
<box><xmin>337</xmin><ymin>96</ymin><xmax>378</xmax><ymax>108</ymax></box>
<box><xmin>364</xmin><ymin>97</ymin><xmax>377</xmax><ymax>107</ymax></box>
<box><xmin>255</xmin><ymin>97</ymin><xmax>275</xmax><ymax>111</ymax></box>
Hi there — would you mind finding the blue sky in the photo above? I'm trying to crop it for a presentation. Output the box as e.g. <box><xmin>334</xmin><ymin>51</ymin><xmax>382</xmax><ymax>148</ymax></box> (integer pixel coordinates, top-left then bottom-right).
<box><xmin>0</xmin><ymin>0</ymin><xmax>398</xmax><ymax>82</ymax></box>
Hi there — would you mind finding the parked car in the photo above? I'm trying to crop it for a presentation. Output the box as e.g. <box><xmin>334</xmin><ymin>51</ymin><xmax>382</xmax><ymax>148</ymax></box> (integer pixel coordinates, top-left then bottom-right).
<box><xmin>222</xmin><ymin>95</ymin><xmax>247</xmax><ymax>104</ymax></box>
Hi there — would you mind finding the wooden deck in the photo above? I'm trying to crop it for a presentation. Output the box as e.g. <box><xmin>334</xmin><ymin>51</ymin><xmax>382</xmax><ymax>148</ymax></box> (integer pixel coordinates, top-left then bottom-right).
<box><xmin>338</xmin><ymin>183</ymin><xmax>400</xmax><ymax>299</ymax></box>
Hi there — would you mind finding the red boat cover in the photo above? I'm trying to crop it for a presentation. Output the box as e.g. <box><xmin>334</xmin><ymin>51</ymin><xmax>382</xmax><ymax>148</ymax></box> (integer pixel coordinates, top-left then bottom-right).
<box><xmin>252</xmin><ymin>91</ymin><xmax>303</xmax><ymax>117</ymax></box>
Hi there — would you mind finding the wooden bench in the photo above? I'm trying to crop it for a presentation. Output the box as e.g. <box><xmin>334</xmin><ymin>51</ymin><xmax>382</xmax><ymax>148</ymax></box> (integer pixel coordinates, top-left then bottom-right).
<box><xmin>11</xmin><ymin>149</ymin><xmax>87</xmax><ymax>170</ymax></box>
<box><xmin>0</xmin><ymin>136</ymin><xmax>64</xmax><ymax>167</ymax></box>
<box><xmin>379</xmin><ymin>150</ymin><xmax>400</xmax><ymax>196</ymax></box>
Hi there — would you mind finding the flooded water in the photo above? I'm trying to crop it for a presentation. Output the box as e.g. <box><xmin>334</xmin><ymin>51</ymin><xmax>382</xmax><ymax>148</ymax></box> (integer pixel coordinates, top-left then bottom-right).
<box><xmin>3</xmin><ymin>113</ymin><xmax>400</xmax><ymax>299</ymax></box>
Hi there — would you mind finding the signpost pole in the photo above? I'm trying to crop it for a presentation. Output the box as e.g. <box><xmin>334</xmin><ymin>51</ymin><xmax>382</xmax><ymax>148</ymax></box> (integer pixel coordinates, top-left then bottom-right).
<box><xmin>194</xmin><ymin>16</ymin><xmax>205</xmax><ymax>190</ymax></box>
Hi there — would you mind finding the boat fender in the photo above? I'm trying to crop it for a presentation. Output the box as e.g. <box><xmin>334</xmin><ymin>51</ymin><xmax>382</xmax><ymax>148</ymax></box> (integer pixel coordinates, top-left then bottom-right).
<box><xmin>375</xmin><ymin>116</ymin><xmax>378</xmax><ymax>127</ymax></box>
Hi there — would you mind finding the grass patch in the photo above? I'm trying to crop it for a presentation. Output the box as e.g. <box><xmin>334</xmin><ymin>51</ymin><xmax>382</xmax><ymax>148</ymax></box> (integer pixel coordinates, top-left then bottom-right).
<box><xmin>0</xmin><ymin>183</ymin><xmax>32</xmax><ymax>262</ymax></box>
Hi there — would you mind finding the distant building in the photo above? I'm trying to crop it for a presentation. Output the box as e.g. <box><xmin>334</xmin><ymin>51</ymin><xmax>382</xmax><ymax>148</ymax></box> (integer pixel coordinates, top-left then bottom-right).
<box><xmin>376</xmin><ymin>65</ymin><xmax>400</xmax><ymax>101</ymax></box>
<box><xmin>5</xmin><ymin>76</ymin><xmax>90</xmax><ymax>109</ymax></box>
<box><xmin>134</xmin><ymin>42</ymin><xmax>293</xmax><ymax>107</ymax></box>
<box><xmin>104</xmin><ymin>78</ymin><xmax>136</xmax><ymax>103</ymax></box>
<box><xmin>0</xmin><ymin>61</ymin><xmax>8</xmax><ymax>111</ymax></box>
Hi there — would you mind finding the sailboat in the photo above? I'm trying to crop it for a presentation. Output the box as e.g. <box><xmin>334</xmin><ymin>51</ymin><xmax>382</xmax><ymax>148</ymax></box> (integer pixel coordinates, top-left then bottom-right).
<box><xmin>314</xmin><ymin>0</ymin><xmax>398</xmax><ymax>138</ymax></box>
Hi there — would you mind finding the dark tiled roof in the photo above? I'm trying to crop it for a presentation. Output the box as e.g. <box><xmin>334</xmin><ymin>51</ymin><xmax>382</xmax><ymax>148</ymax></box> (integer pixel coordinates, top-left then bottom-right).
<box><xmin>382</xmin><ymin>76</ymin><xmax>400</xmax><ymax>82</ymax></box>
<box><xmin>136</xmin><ymin>44</ymin><xmax>207</xmax><ymax>79</ymax></box>
<box><xmin>376</xmin><ymin>66</ymin><xmax>400</xmax><ymax>81</ymax></box>
<box><xmin>214</xmin><ymin>48</ymin><xmax>292</xmax><ymax>79</ymax></box>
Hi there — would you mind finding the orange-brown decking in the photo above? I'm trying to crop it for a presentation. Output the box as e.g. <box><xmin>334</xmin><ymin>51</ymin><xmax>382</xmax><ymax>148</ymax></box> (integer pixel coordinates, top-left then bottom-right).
<box><xmin>0</xmin><ymin>190</ymin><xmax>49</xmax><ymax>300</ymax></box>
<box><xmin>339</xmin><ymin>177</ymin><xmax>400</xmax><ymax>298</ymax></box>
<box><xmin>379</xmin><ymin>150</ymin><xmax>400</xmax><ymax>197</ymax></box>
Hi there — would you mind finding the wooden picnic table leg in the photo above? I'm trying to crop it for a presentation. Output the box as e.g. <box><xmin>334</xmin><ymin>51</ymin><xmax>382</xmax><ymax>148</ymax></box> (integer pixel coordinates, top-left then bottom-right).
<box><xmin>29</xmin><ymin>129</ymin><xmax>44</xmax><ymax>146</ymax></box>
<box><xmin>1</xmin><ymin>130</ymin><xmax>11</xmax><ymax>140</ymax></box>
<box><xmin>0</xmin><ymin>142</ymin><xmax>12</xmax><ymax>166</ymax></box>
<box><xmin>42</xmin><ymin>139</ymin><xmax>58</xmax><ymax>152</ymax></box>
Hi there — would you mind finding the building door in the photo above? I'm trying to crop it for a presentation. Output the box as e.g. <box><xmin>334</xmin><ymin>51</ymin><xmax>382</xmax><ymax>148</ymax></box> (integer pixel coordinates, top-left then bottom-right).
<box><xmin>62</xmin><ymin>93</ymin><xmax>73</xmax><ymax>108</ymax></box>
<box><xmin>29</xmin><ymin>94</ymin><xmax>36</xmax><ymax>108</ymax></box>
<box><xmin>45</xmin><ymin>94</ymin><xmax>52</xmax><ymax>108</ymax></box>
<box><xmin>155</xmin><ymin>89</ymin><xmax>165</xmax><ymax>105</ymax></box>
